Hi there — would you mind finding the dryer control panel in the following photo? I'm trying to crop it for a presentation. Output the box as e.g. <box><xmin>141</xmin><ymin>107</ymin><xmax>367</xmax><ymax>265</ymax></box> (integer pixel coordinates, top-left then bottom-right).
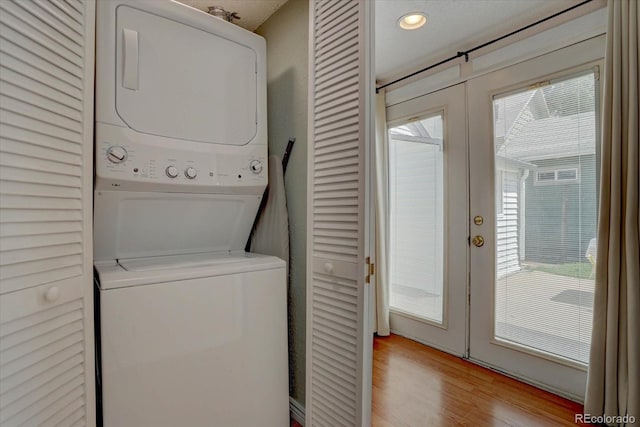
<box><xmin>95</xmin><ymin>123</ymin><xmax>267</xmax><ymax>195</ymax></box>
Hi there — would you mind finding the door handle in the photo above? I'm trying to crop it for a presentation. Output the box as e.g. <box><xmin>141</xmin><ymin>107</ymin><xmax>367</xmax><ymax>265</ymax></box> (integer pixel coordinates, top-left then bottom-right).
<box><xmin>123</xmin><ymin>28</ymin><xmax>139</xmax><ymax>90</ymax></box>
<box><xmin>472</xmin><ymin>235</ymin><xmax>485</xmax><ymax>247</ymax></box>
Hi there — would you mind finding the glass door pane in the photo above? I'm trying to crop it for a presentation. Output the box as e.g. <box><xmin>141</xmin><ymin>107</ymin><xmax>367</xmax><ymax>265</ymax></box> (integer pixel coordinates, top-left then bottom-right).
<box><xmin>386</xmin><ymin>83</ymin><xmax>467</xmax><ymax>356</ymax></box>
<box><xmin>492</xmin><ymin>71</ymin><xmax>597</xmax><ymax>364</ymax></box>
<box><xmin>388</xmin><ymin>114</ymin><xmax>444</xmax><ymax>323</ymax></box>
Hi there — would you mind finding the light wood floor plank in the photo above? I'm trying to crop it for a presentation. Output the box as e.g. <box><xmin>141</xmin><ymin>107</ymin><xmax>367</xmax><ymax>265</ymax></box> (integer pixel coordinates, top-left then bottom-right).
<box><xmin>373</xmin><ymin>334</ymin><xmax>587</xmax><ymax>427</ymax></box>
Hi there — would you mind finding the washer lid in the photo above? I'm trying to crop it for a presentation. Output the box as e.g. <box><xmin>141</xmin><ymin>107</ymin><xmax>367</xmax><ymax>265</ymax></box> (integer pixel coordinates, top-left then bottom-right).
<box><xmin>119</xmin><ymin>252</ymin><xmax>259</xmax><ymax>271</ymax></box>
<box><xmin>95</xmin><ymin>252</ymin><xmax>285</xmax><ymax>290</ymax></box>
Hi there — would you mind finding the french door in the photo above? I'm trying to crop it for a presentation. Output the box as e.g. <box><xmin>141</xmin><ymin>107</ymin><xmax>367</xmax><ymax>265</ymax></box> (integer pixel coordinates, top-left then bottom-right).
<box><xmin>385</xmin><ymin>84</ymin><xmax>468</xmax><ymax>356</ymax></box>
<box><xmin>385</xmin><ymin>37</ymin><xmax>603</xmax><ymax>400</ymax></box>
<box><xmin>468</xmin><ymin>38</ymin><xmax>603</xmax><ymax>400</ymax></box>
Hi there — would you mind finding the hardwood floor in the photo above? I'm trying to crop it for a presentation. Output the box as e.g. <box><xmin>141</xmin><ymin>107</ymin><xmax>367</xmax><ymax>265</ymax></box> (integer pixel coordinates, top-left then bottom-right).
<box><xmin>373</xmin><ymin>334</ymin><xmax>587</xmax><ymax>427</ymax></box>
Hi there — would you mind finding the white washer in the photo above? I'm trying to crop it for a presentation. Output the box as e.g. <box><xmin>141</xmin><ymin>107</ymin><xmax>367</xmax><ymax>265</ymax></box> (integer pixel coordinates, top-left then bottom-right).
<box><xmin>95</xmin><ymin>253</ymin><xmax>288</xmax><ymax>427</ymax></box>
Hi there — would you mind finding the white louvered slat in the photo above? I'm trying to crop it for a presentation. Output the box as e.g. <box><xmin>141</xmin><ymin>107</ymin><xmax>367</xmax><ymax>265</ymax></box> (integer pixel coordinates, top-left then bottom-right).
<box><xmin>0</xmin><ymin>344</ymin><xmax>83</xmax><ymax>395</ymax></box>
<box><xmin>1</xmin><ymin>267</ymin><xmax>83</xmax><ymax>295</ymax></box>
<box><xmin>0</xmin><ymin>182</ymin><xmax>82</xmax><ymax>200</ymax></box>
<box><xmin>0</xmin><ymin>194</ymin><xmax>82</xmax><ymax>211</ymax></box>
<box><xmin>316</xmin><ymin>15</ymin><xmax>358</xmax><ymax>53</ymax></box>
<box><xmin>315</xmin><ymin>0</ymin><xmax>349</xmax><ymax>21</ymax></box>
<box><xmin>314</xmin><ymin>371</ymin><xmax>356</xmax><ymax>408</ymax></box>
<box><xmin>0</xmin><ymin>361</ymin><xmax>84</xmax><ymax>419</ymax></box>
<box><xmin>64</xmin><ymin>0</ymin><xmax>83</xmax><ymax>14</ymax></box>
<box><xmin>49</xmin><ymin>0</ymin><xmax>84</xmax><ymax>25</ymax></box>
<box><xmin>0</xmin><ymin>80</ymin><xmax>83</xmax><ymax>122</ymax></box>
<box><xmin>312</xmin><ymin>350</ymin><xmax>356</xmax><ymax>383</ymax></box>
<box><xmin>0</xmin><ymin>96</ymin><xmax>82</xmax><ymax>134</ymax></box>
<box><xmin>0</xmin><ymin>109</ymin><xmax>82</xmax><ymax>146</ymax></box>
<box><xmin>0</xmin><ymin>124</ymin><xmax>82</xmax><ymax>155</ymax></box>
<box><xmin>0</xmin><ymin>0</ymin><xmax>84</xmax><ymax>59</ymax></box>
<box><xmin>316</xmin><ymin>27</ymin><xmax>359</xmax><ymax>62</ymax></box>
<box><xmin>33</xmin><ymin>0</ymin><xmax>84</xmax><ymax>37</ymax></box>
<box><xmin>9</xmin><ymin>381</ymin><xmax>85</xmax><ymax>426</ymax></box>
<box><xmin>316</xmin><ymin>51</ymin><xmax>360</xmax><ymax>91</ymax></box>
<box><xmin>0</xmin><ymin>295</ymin><xmax>86</xmax><ymax>425</ymax></box>
<box><xmin>307</xmin><ymin>0</ymin><xmax>372</xmax><ymax>425</ymax></box>
<box><xmin>0</xmin><ymin>0</ymin><xmax>95</xmax><ymax>425</ymax></box>
<box><xmin>0</xmin><ymin>152</ymin><xmax>82</xmax><ymax>177</ymax></box>
<box><xmin>0</xmin><ymin>208</ymin><xmax>81</xmax><ymax>223</ymax></box>
<box><xmin>1</xmin><ymin>221</ymin><xmax>82</xmax><ymax>236</ymax></box>
<box><xmin>0</xmin><ymin>55</ymin><xmax>83</xmax><ymax>101</ymax></box>
<box><xmin>315</xmin><ymin>77</ymin><xmax>358</xmax><ymax>104</ymax></box>
<box><xmin>0</xmin><ymin>167</ymin><xmax>82</xmax><ymax>190</ymax></box>
<box><xmin>315</xmin><ymin>67</ymin><xmax>358</xmax><ymax>95</ymax></box>
<box><xmin>1</xmin><ymin>254</ymin><xmax>83</xmax><ymax>282</ymax></box>
<box><xmin>48</xmin><ymin>399</ymin><xmax>85</xmax><ymax>427</ymax></box>
<box><xmin>0</xmin><ymin>24</ymin><xmax>82</xmax><ymax>80</ymax></box>
<box><xmin>0</xmin><ymin>137</ymin><xmax>82</xmax><ymax>165</ymax></box>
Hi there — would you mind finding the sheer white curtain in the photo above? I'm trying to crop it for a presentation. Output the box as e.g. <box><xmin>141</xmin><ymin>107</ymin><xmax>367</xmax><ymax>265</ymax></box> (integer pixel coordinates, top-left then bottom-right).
<box><xmin>585</xmin><ymin>0</ymin><xmax>639</xmax><ymax>424</ymax></box>
<box><xmin>374</xmin><ymin>89</ymin><xmax>390</xmax><ymax>336</ymax></box>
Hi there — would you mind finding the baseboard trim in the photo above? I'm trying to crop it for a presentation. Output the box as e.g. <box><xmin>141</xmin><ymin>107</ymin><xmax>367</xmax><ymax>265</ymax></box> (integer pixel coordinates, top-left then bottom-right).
<box><xmin>289</xmin><ymin>397</ymin><xmax>305</xmax><ymax>425</ymax></box>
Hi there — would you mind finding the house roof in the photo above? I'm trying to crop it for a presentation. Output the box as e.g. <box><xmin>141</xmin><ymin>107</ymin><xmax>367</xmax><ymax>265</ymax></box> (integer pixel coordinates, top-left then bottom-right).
<box><xmin>497</xmin><ymin>111</ymin><xmax>596</xmax><ymax>162</ymax></box>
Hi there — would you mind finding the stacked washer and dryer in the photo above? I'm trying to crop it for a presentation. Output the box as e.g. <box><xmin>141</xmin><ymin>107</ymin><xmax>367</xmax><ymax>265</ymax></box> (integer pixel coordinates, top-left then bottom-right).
<box><xmin>93</xmin><ymin>1</ymin><xmax>288</xmax><ymax>426</ymax></box>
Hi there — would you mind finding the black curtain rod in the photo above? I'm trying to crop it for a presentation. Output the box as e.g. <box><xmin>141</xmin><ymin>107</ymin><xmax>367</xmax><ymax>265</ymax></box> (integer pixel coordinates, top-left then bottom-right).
<box><xmin>376</xmin><ymin>0</ymin><xmax>594</xmax><ymax>93</ymax></box>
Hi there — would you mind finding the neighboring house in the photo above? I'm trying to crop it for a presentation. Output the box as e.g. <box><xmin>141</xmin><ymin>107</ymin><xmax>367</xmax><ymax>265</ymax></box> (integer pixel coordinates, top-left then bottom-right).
<box><xmin>495</xmin><ymin>74</ymin><xmax>598</xmax><ymax>276</ymax></box>
<box><xmin>388</xmin><ymin>118</ymin><xmax>444</xmax><ymax>295</ymax></box>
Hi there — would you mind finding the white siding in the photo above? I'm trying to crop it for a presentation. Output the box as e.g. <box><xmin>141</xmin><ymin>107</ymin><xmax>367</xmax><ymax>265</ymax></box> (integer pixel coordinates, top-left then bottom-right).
<box><xmin>389</xmin><ymin>138</ymin><xmax>444</xmax><ymax>295</ymax></box>
<box><xmin>496</xmin><ymin>170</ymin><xmax>520</xmax><ymax>278</ymax></box>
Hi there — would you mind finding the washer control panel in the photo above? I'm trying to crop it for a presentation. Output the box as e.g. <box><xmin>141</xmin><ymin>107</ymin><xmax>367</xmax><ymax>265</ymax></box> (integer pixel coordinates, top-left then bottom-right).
<box><xmin>95</xmin><ymin>125</ymin><xmax>267</xmax><ymax>193</ymax></box>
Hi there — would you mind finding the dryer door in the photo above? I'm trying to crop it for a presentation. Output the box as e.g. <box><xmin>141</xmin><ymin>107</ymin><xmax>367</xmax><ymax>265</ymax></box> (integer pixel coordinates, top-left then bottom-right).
<box><xmin>115</xmin><ymin>6</ymin><xmax>257</xmax><ymax>146</ymax></box>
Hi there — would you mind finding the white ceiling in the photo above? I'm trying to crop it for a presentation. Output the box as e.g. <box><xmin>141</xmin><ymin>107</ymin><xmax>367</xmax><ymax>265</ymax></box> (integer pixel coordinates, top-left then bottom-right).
<box><xmin>174</xmin><ymin>0</ymin><xmax>587</xmax><ymax>83</ymax></box>
<box><xmin>375</xmin><ymin>0</ymin><xmax>581</xmax><ymax>83</ymax></box>
<box><xmin>175</xmin><ymin>0</ymin><xmax>288</xmax><ymax>31</ymax></box>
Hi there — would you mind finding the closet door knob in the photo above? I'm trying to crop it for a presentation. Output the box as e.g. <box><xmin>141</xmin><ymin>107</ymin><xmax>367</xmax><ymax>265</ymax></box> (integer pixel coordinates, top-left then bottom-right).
<box><xmin>44</xmin><ymin>286</ymin><xmax>60</xmax><ymax>302</ymax></box>
<box><xmin>323</xmin><ymin>262</ymin><xmax>334</xmax><ymax>274</ymax></box>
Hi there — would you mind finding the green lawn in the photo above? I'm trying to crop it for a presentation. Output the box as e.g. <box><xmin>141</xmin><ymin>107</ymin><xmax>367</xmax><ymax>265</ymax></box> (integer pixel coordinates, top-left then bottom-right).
<box><xmin>527</xmin><ymin>262</ymin><xmax>594</xmax><ymax>280</ymax></box>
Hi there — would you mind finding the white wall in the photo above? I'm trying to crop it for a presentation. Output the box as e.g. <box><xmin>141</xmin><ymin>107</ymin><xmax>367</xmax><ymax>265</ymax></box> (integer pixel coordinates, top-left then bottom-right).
<box><xmin>255</xmin><ymin>0</ymin><xmax>308</xmax><ymax>405</ymax></box>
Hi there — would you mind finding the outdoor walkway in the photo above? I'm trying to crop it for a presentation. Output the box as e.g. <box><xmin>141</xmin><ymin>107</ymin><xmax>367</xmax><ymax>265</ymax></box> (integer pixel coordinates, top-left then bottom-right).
<box><xmin>496</xmin><ymin>270</ymin><xmax>594</xmax><ymax>363</ymax></box>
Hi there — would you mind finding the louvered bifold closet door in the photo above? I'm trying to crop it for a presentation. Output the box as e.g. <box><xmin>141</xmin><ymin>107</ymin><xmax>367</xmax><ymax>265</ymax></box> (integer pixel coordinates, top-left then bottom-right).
<box><xmin>0</xmin><ymin>0</ymin><xmax>96</xmax><ymax>426</ymax></box>
<box><xmin>306</xmin><ymin>0</ymin><xmax>372</xmax><ymax>426</ymax></box>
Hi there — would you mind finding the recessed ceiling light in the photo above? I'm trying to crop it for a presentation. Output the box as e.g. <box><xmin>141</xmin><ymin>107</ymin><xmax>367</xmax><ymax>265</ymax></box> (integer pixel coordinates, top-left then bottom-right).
<box><xmin>398</xmin><ymin>12</ymin><xmax>427</xmax><ymax>30</ymax></box>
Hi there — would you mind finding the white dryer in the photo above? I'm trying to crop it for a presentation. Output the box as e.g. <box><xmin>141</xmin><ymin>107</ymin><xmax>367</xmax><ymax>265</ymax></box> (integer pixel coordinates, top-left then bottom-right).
<box><xmin>93</xmin><ymin>1</ymin><xmax>288</xmax><ymax>426</ymax></box>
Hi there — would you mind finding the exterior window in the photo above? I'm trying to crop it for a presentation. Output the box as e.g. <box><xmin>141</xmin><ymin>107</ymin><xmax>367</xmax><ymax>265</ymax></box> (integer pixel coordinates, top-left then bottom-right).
<box><xmin>535</xmin><ymin>167</ymin><xmax>579</xmax><ymax>185</ymax></box>
<box><xmin>557</xmin><ymin>169</ymin><xmax>578</xmax><ymax>180</ymax></box>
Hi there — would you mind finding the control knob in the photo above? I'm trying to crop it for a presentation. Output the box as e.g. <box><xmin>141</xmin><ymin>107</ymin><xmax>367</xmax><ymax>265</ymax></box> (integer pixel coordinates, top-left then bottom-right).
<box><xmin>106</xmin><ymin>146</ymin><xmax>127</xmax><ymax>164</ymax></box>
<box><xmin>249</xmin><ymin>160</ymin><xmax>263</xmax><ymax>174</ymax></box>
<box><xmin>185</xmin><ymin>167</ymin><xmax>197</xmax><ymax>179</ymax></box>
<box><xmin>165</xmin><ymin>166</ymin><xmax>179</xmax><ymax>178</ymax></box>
